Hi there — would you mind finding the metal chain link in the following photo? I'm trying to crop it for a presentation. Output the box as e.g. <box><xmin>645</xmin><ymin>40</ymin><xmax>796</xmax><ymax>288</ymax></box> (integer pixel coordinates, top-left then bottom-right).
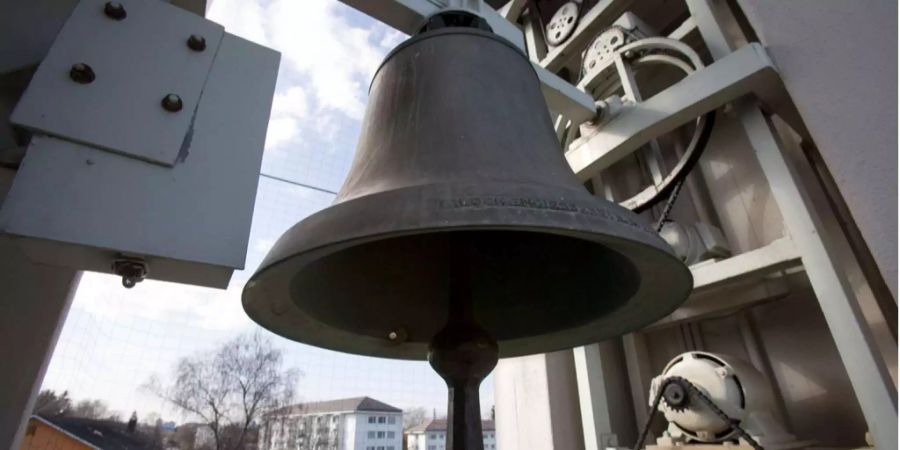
<box><xmin>632</xmin><ymin>376</ymin><xmax>765</xmax><ymax>450</ymax></box>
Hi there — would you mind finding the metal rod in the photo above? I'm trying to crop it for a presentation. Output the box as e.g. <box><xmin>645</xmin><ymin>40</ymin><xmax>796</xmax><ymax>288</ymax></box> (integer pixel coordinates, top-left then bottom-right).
<box><xmin>428</xmin><ymin>235</ymin><xmax>499</xmax><ymax>450</ymax></box>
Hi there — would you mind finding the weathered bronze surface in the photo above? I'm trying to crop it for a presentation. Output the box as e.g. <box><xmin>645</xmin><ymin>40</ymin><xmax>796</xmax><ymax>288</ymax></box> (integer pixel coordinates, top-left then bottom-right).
<box><xmin>242</xmin><ymin>28</ymin><xmax>692</xmax><ymax>360</ymax></box>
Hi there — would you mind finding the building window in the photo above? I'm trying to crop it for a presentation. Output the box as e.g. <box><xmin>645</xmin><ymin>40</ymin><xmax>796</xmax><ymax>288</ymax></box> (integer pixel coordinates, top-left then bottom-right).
<box><xmin>387</xmin><ymin>431</ymin><xmax>395</xmax><ymax>439</ymax></box>
<box><xmin>378</xmin><ymin>416</ymin><xmax>386</xmax><ymax>424</ymax></box>
<box><xmin>388</xmin><ymin>416</ymin><xmax>396</xmax><ymax>424</ymax></box>
<box><xmin>368</xmin><ymin>417</ymin><xmax>377</xmax><ymax>424</ymax></box>
<box><xmin>377</xmin><ymin>447</ymin><xmax>385</xmax><ymax>450</ymax></box>
<box><xmin>429</xmin><ymin>434</ymin><xmax>436</xmax><ymax>440</ymax></box>
<box><xmin>377</xmin><ymin>431</ymin><xmax>385</xmax><ymax>438</ymax></box>
<box><xmin>439</xmin><ymin>434</ymin><xmax>444</xmax><ymax>440</ymax></box>
<box><xmin>428</xmin><ymin>446</ymin><xmax>436</xmax><ymax>450</ymax></box>
<box><xmin>387</xmin><ymin>447</ymin><xmax>395</xmax><ymax>450</ymax></box>
<box><xmin>368</xmin><ymin>431</ymin><xmax>376</xmax><ymax>439</ymax></box>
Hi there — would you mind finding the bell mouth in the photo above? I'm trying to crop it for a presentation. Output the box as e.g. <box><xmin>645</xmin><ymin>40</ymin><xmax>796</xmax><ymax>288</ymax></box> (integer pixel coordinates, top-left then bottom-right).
<box><xmin>243</xmin><ymin>183</ymin><xmax>692</xmax><ymax>360</ymax></box>
<box><xmin>291</xmin><ymin>229</ymin><xmax>639</xmax><ymax>342</ymax></box>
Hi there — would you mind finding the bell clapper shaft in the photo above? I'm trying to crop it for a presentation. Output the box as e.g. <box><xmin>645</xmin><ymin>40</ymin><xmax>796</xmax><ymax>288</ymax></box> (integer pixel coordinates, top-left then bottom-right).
<box><xmin>428</xmin><ymin>237</ymin><xmax>499</xmax><ymax>450</ymax></box>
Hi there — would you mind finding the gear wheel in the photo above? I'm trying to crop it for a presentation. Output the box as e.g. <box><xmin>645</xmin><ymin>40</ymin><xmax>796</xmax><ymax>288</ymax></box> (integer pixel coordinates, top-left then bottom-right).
<box><xmin>662</xmin><ymin>377</ymin><xmax>691</xmax><ymax>412</ymax></box>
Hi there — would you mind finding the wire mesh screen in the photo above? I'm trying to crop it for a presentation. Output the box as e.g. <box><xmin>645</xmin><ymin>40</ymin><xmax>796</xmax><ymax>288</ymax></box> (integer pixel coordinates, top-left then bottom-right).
<box><xmin>33</xmin><ymin>2</ymin><xmax>496</xmax><ymax>449</ymax></box>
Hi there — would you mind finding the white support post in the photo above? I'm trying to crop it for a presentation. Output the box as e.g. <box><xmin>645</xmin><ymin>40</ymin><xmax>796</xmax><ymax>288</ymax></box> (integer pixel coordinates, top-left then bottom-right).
<box><xmin>574</xmin><ymin>341</ymin><xmax>636</xmax><ymax>450</ymax></box>
<box><xmin>622</xmin><ymin>333</ymin><xmax>654</xmax><ymax>434</ymax></box>
<box><xmin>739</xmin><ymin>102</ymin><xmax>898</xmax><ymax>447</ymax></box>
<box><xmin>0</xmin><ymin>172</ymin><xmax>82</xmax><ymax>449</ymax></box>
<box><xmin>495</xmin><ymin>351</ymin><xmax>587</xmax><ymax>450</ymax></box>
<box><xmin>685</xmin><ymin>0</ymin><xmax>898</xmax><ymax>447</ymax></box>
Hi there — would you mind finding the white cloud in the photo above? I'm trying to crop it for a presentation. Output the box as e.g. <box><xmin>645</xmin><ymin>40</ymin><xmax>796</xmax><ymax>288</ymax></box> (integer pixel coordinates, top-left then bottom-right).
<box><xmin>265</xmin><ymin>116</ymin><xmax>299</xmax><ymax>150</ymax></box>
<box><xmin>208</xmin><ymin>0</ymin><xmax>405</xmax><ymax>121</ymax></box>
<box><xmin>73</xmin><ymin>272</ymin><xmax>253</xmax><ymax>332</ymax></box>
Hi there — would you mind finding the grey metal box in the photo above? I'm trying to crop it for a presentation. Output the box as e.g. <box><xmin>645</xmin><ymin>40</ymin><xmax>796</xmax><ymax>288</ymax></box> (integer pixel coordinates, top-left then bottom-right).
<box><xmin>0</xmin><ymin>33</ymin><xmax>280</xmax><ymax>288</ymax></box>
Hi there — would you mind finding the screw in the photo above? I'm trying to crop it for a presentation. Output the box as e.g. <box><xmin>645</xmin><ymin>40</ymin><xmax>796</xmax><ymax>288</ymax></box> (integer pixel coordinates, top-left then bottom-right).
<box><xmin>104</xmin><ymin>1</ymin><xmax>126</xmax><ymax>20</ymax></box>
<box><xmin>161</xmin><ymin>94</ymin><xmax>183</xmax><ymax>112</ymax></box>
<box><xmin>112</xmin><ymin>258</ymin><xmax>148</xmax><ymax>289</ymax></box>
<box><xmin>187</xmin><ymin>34</ymin><xmax>207</xmax><ymax>52</ymax></box>
<box><xmin>623</xmin><ymin>50</ymin><xmax>636</xmax><ymax>60</ymax></box>
<box><xmin>69</xmin><ymin>63</ymin><xmax>95</xmax><ymax>84</ymax></box>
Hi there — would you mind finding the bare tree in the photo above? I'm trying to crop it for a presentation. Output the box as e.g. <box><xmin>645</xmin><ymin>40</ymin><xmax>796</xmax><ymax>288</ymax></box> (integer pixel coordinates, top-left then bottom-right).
<box><xmin>145</xmin><ymin>331</ymin><xmax>299</xmax><ymax>450</ymax></box>
<box><xmin>72</xmin><ymin>399</ymin><xmax>109</xmax><ymax>419</ymax></box>
<box><xmin>403</xmin><ymin>407</ymin><xmax>428</xmax><ymax>430</ymax></box>
<box><xmin>34</xmin><ymin>390</ymin><xmax>73</xmax><ymax>416</ymax></box>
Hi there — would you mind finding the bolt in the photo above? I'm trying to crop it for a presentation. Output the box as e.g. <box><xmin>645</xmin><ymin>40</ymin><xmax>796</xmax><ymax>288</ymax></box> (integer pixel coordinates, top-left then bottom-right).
<box><xmin>387</xmin><ymin>328</ymin><xmax>407</xmax><ymax>343</ymax></box>
<box><xmin>69</xmin><ymin>63</ymin><xmax>96</xmax><ymax>84</ymax></box>
<box><xmin>187</xmin><ymin>34</ymin><xmax>207</xmax><ymax>52</ymax></box>
<box><xmin>623</xmin><ymin>50</ymin><xmax>636</xmax><ymax>60</ymax></box>
<box><xmin>104</xmin><ymin>1</ymin><xmax>127</xmax><ymax>20</ymax></box>
<box><xmin>161</xmin><ymin>94</ymin><xmax>183</xmax><ymax>112</ymax></box>
<box><xmin>112</xmin><ymin>258</ymin><xmax>148</xmax><ymax>289</ymax></box>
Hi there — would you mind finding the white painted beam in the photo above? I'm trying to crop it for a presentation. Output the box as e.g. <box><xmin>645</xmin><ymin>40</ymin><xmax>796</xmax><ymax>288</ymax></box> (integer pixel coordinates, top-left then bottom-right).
<box><xmin>499</xmin><ymin>0</ymin><xmax>527</xmax><ymax>21</ymax></box>
<box><xmin>686</xmin><ymin>0</ymin><xmax>898</xmax><ymax>446</ymax></box>
<box><xmin>565</xmin><ymin>43</ymin><xmax>779</xmax><ymax>181</ymax></box>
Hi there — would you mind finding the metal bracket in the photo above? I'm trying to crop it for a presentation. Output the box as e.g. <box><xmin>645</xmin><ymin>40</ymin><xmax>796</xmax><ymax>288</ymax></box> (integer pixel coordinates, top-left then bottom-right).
<box><xmin>10</xmin><ymin>0</ymin><xmax>225</xmax><ymax>167</ymax></box>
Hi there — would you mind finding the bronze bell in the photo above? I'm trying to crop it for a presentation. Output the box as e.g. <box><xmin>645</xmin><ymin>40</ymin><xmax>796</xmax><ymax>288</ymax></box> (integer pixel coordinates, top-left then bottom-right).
<box><xmin>244</xmin><ymin>14</ymin><xmax>691</xmax><ymax>448</ymax></box>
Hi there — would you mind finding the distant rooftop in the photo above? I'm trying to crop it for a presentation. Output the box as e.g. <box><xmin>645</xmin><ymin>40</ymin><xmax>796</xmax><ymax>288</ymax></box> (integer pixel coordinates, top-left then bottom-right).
<box><xmin>407</xmin><ymin>418</ymin><xmax>495</xmax><ymax>433</ymax></box>
<box><xmin>35</xmin><ymin>415</ymin><xmax>158</xmax><ymax>449</ymax></box>
<box><xmin>268</xmin><ymin>396</ymin><xmax>402</xmax><ymax>416</ymax></box>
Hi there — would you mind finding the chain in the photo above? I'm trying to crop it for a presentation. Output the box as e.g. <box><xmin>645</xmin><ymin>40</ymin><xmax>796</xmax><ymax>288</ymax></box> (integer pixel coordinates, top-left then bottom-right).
<box><xmin>632</xmin><ymin>376</ymin><xmax>765</xmax><ymax>450</ymax></box>
<box><xmin>655</xmin><ymin>178</ymin><xmax>685</xmax><ymax>232</ymax></box>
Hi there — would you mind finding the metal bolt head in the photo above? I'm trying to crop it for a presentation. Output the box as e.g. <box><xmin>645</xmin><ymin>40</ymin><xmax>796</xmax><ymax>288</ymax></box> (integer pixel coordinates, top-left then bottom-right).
<box><xmin>387</xmin><ymin>328</ymin><xmax>407</xmax><ymax>343</ymax></box>
<box><xmin>187</xmin><ymin>34</ymin><xmax>207</xmax><ymax>52</ymax></box>
<box><xmin>69</xmin><ymin>63</ymin><xmax>95</xmax><ymax>84</ymax></box>
<box><xmin>104</xmin><ymin>1</ymin><xmax>127</xmax><ymax>20</ymax></box>
<box><xmin>161</xmin><ymin>94</ymin><xmax>183</xmax><ymax>112</ymax></box>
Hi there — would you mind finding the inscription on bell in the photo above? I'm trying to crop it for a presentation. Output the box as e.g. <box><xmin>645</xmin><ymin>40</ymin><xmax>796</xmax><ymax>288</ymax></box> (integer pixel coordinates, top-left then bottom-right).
<box><xmin>438</xmin><ymin>196</ymin><xmax>653</xmax><ymax>233</ymax></box>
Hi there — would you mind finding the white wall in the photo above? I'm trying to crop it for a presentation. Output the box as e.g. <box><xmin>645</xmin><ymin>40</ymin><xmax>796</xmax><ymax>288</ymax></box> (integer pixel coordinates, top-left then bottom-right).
<box><xmin>737</xmin><ymin>0</ymin><xmax>898</xmax><ymax>298</ymax></box>
<box><xmin>356</xmin><ymin>412</ymin><xmax>402</xmax><ymax>450</ymax></box>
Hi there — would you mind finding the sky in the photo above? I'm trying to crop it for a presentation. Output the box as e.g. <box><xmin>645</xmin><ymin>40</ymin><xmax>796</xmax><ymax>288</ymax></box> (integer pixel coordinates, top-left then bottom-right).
<box><xmin>40</xmin><ymin>0</ymin><xmax>494</xmax><ymax>423</ymax></box>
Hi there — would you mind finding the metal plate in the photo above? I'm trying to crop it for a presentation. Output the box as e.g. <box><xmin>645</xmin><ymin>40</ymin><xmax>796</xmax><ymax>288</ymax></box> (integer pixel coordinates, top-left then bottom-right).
<box><xmin>0</xmin><ymin>34</ymin><xmax>279</xmax><ymax>288</ymax></box>
<box><xmin>10</xmin><ymin>0</ymin><xmax>224</xmax><ymax>166</ymax></box>
<box><xmin>545</xmin><ymin>2</ymin><xmax>579</xmax><ymax>46</ymax></box>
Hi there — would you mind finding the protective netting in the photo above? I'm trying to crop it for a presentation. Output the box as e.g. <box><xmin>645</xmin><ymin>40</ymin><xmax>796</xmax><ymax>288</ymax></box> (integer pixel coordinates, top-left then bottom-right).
<box><xmin>34</xmin><ymin>2</ymin><xmax>495</xmax><ymax>449</ymax></box>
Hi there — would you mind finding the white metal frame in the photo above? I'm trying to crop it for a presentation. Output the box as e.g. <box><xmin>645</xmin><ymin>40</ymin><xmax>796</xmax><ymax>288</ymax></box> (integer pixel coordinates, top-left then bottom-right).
<box><xmin>343</xmin><ymin>1</ymin><xmax>897</xmax><ymax>447</ymax></box>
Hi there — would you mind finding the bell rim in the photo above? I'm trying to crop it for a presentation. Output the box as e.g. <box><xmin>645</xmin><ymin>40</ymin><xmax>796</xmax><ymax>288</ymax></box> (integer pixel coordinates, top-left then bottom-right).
<box><xmin>244</xmin><ymin>224</ymin><xmax>691</xmax><ymax>360</ymax></box>
<box><xmin>243</xmin><ymin>183</ymin><xmax>692</xmax><ymax>360</ymax></box>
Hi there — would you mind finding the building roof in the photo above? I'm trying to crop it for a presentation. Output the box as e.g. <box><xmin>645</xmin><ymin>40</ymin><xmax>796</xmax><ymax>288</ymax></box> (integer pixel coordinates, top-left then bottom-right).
<box><xmin>268</xmin><ymin>396</ymin><xmax>402</xmax><ymax>416</ymax></box>
<box><xmin>407</xmin><ymin>418</ymin><xmax>495</xmax><ymax>433</ymax></box>
<box><xmin>36</xmin><ymin>415</ymin><xmax>160</xmax><ymax>449</ymax></box>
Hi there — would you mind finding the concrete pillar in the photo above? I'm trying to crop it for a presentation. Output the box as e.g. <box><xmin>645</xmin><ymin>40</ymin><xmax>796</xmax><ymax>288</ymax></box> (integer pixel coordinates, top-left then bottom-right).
<box><xmin>574</xmin><ymin>341</ymin><xmax>637</xmax><ymax>449</ymax></box>
<box><xmin>495</xmin><ymin>350</ymin><xmax>585</xmax><ymax>450</ymax></box>
<box><xmin>0</xmin><ymin>169</ymin><xmax>82</xmax><ymax>449</ymax></box>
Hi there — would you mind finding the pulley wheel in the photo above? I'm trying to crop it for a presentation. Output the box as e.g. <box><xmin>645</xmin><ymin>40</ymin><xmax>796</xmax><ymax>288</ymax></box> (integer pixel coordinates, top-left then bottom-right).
<box><xmin>583</xmin><ymin>27</ymin><xmax>628</xmax><ymax>73</ymax></box>
<box><xmin>545</xmin><ymin>2</ymin><xmax>580</xmax><ymax>46</ymax></box>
